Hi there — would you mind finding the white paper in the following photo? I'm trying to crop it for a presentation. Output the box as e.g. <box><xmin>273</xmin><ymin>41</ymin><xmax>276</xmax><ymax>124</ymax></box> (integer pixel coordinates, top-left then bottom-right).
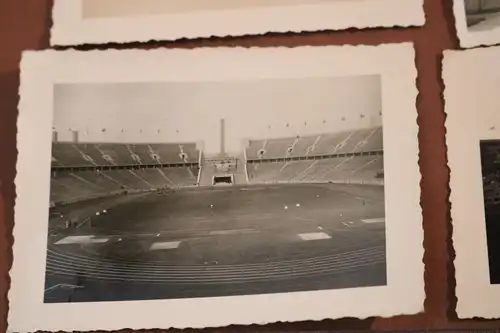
<box><xmin>50</xmin><ymin>0</ymin><xmax>425</xmax><ymax>46</ymax></box>
<box><xmin>10</xmin><ymin>44</ymin><xmax>423</xmax><ymax>332</ymax></box>
<box><xmin>445</xmin><ymin>45</ymin><xmax>500</xmax><ymax>318</ymax></box>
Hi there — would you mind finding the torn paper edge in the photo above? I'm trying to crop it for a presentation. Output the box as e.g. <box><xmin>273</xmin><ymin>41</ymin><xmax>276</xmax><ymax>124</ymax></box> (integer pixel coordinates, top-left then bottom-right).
<box><xmin>444</xmin><ymin>45</ymin><xmax>500</xmax><ymax>319</ymax></box>
<box><xmin>9</xmin><ymin>43</ymin><xmax>423</xmax><ymax>332</ymax></box>
<box><xmin>50</xmin><ymin>0</ymin><xmax>425</xmax><ymax>46</ymax></box>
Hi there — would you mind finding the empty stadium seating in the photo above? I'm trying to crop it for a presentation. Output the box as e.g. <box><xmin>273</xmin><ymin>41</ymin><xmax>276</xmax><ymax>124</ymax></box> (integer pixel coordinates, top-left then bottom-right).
<box><xmin>50</xmin><ymin>166</ymin><xmax>199</xmax><ymax>205</ymax></box>
<box><xmin>246</xmin><ymin>127</ymin><xmax>382</xmax><ymax>160</ymax></box>
<box><xmin>51</xmin><ymin>142</ymin><xmax>200</xmax><ymax>167</ymax></box>
<box><xmin>50</xmin><ymin>141</ymin><xmax>201</xmax><ymax>205</ymax></box>
<box><xmin>246</xmin><ymin>127</ymin><xmax>384</xmax><ymax>185</ymax></box>
<box><xmin>50</xmin><ymin>127</ymin><xmax>384</xmax><ymax>205</ymax></box>
<box><xmin>247</xmin><ymin>156</ymin><xmax>383</xmax><ymax>185</ymax></box>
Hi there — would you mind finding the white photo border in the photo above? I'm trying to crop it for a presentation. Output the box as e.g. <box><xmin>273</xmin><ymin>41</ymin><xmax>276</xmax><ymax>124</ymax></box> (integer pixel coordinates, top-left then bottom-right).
<box><xmin>453</xmin><ymin>0</ymin><xmax>500</xmax><ymax>49</ymax></box>
<box><xmin>50</xmin><ymin>0</ymin><xmax>425</xmax><ymax>46</ymax></box>
<box><xmin>445</xmin><ymin>46</ymin><xmax>500</xmax><ymax>319</ymax></box>
<box><xmin>10</xmin><ymin>43</ymin><xmax>423</xmax><ymax>332</ymax></box>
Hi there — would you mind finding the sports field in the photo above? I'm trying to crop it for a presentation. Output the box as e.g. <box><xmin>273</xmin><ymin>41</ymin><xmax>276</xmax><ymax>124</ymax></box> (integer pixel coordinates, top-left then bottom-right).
<box><xmin>44</xmin><ymin>183</ymin><xmax>387</xmax><ymax>303</ymax></box>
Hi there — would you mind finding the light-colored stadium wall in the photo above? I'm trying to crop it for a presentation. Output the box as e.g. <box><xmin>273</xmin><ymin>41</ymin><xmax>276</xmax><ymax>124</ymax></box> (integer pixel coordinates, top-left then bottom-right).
<box><xmin>53</xmin><ymin>76</ymin><xmax>381</xmax><ymax>155</ymax></box>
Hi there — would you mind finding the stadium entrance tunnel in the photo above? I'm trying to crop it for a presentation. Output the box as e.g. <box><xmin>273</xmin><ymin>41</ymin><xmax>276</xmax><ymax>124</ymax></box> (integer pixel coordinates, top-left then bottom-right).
<box><xmin>212</xmin><ymin>175</ymin><xmax>233</xmax><ymax>186</ymax></box>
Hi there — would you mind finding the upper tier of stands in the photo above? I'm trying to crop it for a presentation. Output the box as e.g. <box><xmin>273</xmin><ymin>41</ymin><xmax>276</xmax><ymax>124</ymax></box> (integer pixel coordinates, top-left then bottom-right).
<box><xmin>52</xmin><ymin>142</ymin><xmax>200</xmax><ymax>167</ymax></box>
<box><xmin>246</xmin><ymin>127</ymin><xmax>384</xmax><ymax>185</ymax></box>
<box><xmin>50</xmin><ymin>141</ymin><xmax>201</xmax><ymax>205</ymax></box>
<box><xmin>246</xmin><ymin>127</ymin><xmax>382</xmax><ymax>160</ymax></box>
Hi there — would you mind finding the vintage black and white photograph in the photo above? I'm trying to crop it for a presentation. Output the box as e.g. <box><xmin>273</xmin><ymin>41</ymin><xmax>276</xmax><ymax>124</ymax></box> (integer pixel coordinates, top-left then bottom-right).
<box><xmin>464</xmin><ymin>0</ymin><xmax>500</xmax><ymax>29</ymax></box>
<box><xmin>45</xmin><ymin>76</ymin><xmax>386</xmax><ymax>303</ymax></box>
<box><xmin>454</xmin><ymin>0</ymin><xmax>500</xmax><ymax>47</ymax></box>
<box><xmin>50</xmin><ymin>0</ymin><xmax>424</xmax><ymax>46</ymax></box>
<box><xmin>10</xmin><ymin>45</ymin><xmax>422</xmax><ymax>332</ymax></box>
<box><xmin>479</xmin><ymin>140</ymin><xmax>500</xmax><ymax>285</ymax></box>
<box><xmin>445</xmin><ymin>45</ymin><xmax>500</xmax><ymax>319</ymax></box>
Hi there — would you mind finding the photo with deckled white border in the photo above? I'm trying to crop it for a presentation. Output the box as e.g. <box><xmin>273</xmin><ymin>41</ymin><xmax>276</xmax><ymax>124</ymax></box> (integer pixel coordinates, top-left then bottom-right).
<box><xmin>50</xmin><ymin>0</ymin><xmax>425</xmax><ymax>46</ymax></box>
<box><xmin>445</xmin><ymin>45</ymin><xmax>500</xmax><ymax>319</ymax></box>
<box><xmin>9</xmin><ymin>44</ymin><xmax>423</xmax><ymax>332</ymax></box>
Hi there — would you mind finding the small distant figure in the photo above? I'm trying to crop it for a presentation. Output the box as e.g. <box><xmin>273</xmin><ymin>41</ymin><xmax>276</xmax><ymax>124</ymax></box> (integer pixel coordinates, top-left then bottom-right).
<box><xmin>284</xmin><ymin>205</ymin><xmax>289</xmax><ymax>211</ymax></box>
<box><xmin>210</xmin><ymin>204</ymin><xmax>214</xmax><ymax>209</ymax></box>
<box><xmin>65</xmin><ymin>220</ymin><xmax>70</xmax><ymax>229</ymax></box>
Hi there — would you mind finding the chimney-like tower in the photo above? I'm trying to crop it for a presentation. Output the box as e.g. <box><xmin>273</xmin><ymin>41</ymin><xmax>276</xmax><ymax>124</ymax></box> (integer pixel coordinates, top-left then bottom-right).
<box><xmin>220</xmin><ymin>118</ymin><xmax>226</xmax><ymax>155</ymax></box>
<box><xmin>72</xmin><ymin>130</ymin><xmax>79</xmax><ymax>143</ymax></box>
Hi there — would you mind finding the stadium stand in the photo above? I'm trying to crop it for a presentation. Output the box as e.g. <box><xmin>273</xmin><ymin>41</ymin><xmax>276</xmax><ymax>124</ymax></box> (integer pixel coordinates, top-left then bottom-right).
<box><xmin>246</xmin><ymin>127</ymin><xmax>382</xmax><ymax>160</ymax></box>
<box><xmin>288</xmin><ymin>135</ymin><xmax>318</xmax><ymax>157</ymax></box>
<box><xmin>246</xmin><ymin>127</ymin><xmax>383</xmax><ymax>185</ymax></box>
<box><xmin>52</xmin><ymin>143</ymin><xmax>94</xmax><ymax>167</ymax></box>
<box><xmin>150</xmin><ymin>143</ymin><xmax>199</xmax><ymax>163</ymax></box>
<box><xmin>50</xmin><ymin>142</ymin><xmax>201</xmax><ymax>205</ymax></box>
<box><xmin>51</xmin><ymin>142</ymin><xmax>200</xmax><ymax>166</ymax></box>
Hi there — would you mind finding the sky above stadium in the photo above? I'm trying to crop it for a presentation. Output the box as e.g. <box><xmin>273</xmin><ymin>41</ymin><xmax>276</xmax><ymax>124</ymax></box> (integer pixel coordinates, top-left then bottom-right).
<box><xmin>54</xmin><ymin>75</ymin><xmax>382</xmax><ymax>153</ymax></box>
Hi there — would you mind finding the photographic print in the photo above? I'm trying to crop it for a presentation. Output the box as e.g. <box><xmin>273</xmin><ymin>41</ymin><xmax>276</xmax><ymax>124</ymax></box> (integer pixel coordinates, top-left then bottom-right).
<box><xmin>445</xmin><ymin>45</ymin><xmax>500</xmax><ymax>319</ymax></box>
<box><xmin>10</xmin><ymin>44</ymin><xmax>423</xmax><ymax>332</ymax></box>
<box><xmin>50</xmin><ymin>0</ymin><xmax>425</xmax><ymax>46</ymax></box>
<box><xmin>45</xmin><ymin>76</ymin><xmax>386</xmax><ymax>304</ymax></box>
<box><xmin>453</xmin><ymin>0</ymin><xmax>500</xmax><ymax>48</ymax></box>
<box><xmin>479</xmin><ymin>140</ymin><xmax>500</xmax><ymax>285</ymax></box>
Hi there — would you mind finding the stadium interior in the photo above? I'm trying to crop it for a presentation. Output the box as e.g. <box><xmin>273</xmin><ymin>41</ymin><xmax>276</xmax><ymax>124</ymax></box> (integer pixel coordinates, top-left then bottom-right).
<box><xmin>46</xmin><ymin>123</ymin><xmax>386</xmax><ymax>302</ymax></box>
<box><xmin>50</xmin><ymin>124</ymin><xmax>383</xmax><ymax>205</ymax></box>
<box><xmin>45</xmin><ymin>77</ymin><xmax>387</xmax><ymax>303</ymax></box>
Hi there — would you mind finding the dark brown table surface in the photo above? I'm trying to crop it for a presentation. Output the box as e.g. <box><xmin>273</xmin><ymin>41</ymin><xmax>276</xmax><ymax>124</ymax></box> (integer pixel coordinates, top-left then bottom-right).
<box><xmin>1</xmin><ymin>0</ymin><xmax>499</xmax><ymax>331</ymax></box>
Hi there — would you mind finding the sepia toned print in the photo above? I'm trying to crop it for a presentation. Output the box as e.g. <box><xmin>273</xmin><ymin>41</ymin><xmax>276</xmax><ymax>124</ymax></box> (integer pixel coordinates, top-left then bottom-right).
<box><xmin>46</xmin><ymin>76</ymin><xmax>386</xmax><ymax>303</ymax></box>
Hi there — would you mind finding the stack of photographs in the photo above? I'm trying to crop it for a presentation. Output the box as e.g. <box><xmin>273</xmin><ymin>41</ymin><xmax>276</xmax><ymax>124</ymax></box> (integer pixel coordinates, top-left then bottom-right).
<box><xmin>9</xmin><ymin>1</ymin><xmax>430</xmax><ymax>332</ymax></box>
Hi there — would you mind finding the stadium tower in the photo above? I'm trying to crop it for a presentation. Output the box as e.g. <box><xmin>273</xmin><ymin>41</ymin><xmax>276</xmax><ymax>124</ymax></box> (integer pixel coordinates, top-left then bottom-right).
<box><xmin>198</xmin><ymin>118</ymin><xmax>248</xmax><ymax>186</ymax></box>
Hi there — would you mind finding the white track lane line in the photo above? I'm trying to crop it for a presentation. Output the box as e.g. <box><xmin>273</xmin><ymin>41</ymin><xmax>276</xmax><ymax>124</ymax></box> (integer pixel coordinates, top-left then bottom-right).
<box><xmin>149</xmin><ymin>241</ymin><xmax>181</xmax><ymax>251</ymax></box>
<box><xmin>55</xmin><ymin>235</ymin><xmax>109</xmax><ymax>245</ymax></box>
<box><xmin>361</xmin><ymin>217</ymin><xmax>385</xmax><ymax>223</ymax></box>
<box><xmin>298</xmin><ymin>232</ymin><xmax>331</xmax><ymax>241</ymax></box>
